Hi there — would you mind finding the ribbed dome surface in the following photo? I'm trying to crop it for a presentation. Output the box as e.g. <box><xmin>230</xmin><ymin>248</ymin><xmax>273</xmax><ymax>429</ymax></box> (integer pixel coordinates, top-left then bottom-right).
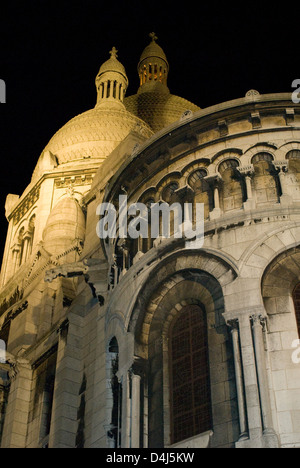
<box><xmin>124</xmin><ymin>92</ymin><xmax>200</xmax><ymax>133</ymax></box>
<box><xmin>39</xmin><ymin>106</ymin><xmax>153</xmax><ymax>166</ymax></box>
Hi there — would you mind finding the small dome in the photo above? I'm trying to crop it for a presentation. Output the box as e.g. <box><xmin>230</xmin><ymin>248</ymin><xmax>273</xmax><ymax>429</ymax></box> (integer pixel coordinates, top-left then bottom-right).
<box><xmin>139</xmin><ymin>33</ymin><xmax>168</xmax><ymax>65</ymax></box>
<box><xmin>97</xmin><ymin>47</ymin><xmax>127</xmax><ymax>79</ymax></box>
<box><xmin>43</xmin><ymin>196</ymin><xmax>86</xmax><ymax>255</ymax></box>
<box><xmin>124</xmin><ymin>92</ymin><xmax>200</xmax><ymax>133</ymax></box>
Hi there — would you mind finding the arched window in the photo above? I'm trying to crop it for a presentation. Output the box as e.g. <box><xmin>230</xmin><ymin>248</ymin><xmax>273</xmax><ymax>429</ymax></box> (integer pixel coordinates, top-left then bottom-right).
<box><xmin>219</xmin><ymin>159</ymin><xmax>244</xmax><ymax>212</ymax></box>
<box><xmin>293</xmin><ymin>284</ymin><xmax>300</xmax><ymax>336</ymax></box>
<box><xmin>169</xmin><ymin>305</ymin><xmax>212</xmax><ymax>445</ymax></box>
<box><xmin>286</xmin><ymin>150</ymin><xmax>300</xmax><ymax>201</ymax></box>
<box><xmin>161</xmin><ymin>182</ymin><xmax>182</xmax><ymax>237</ymax></box>
<box><xmin>251</xmin><ymin>153</ymin><xmax>280</xmax><ymax>205</ymax></box>
<box><xmin>162</xmin><ymin>182</ymin><xmax>179</xmax><ymax>203</ymax></box>
<box><xmin>188</xmin><ymin>169</ymin><xmax>212</xmax><ymax>220</ymax></box>
<box><xmin>107</xmin><ymin>337</ymin><xmax>121</xmax><ymax>448</ymax></box>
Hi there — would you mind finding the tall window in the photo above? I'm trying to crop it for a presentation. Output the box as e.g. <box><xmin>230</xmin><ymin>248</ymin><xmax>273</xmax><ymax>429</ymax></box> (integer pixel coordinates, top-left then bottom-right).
<box><xmin>107</xmin><ymin>337</ymin><xmax>122</xmax><ymax>448</ymax></box>
<box><xmin>31</xmin><ymin>348</ymin><xmax>57</xmax><ymax>447</ymax></box>
<box><xmin>293</xmin><ymin>283</ymin><xmax>300</xmax><ymax>335</ymax></box>
<box><xmin>188</xmin><ymin>169</ymin><xmax>212</xmax><ymax>220</ymax></box>
<box><xmin>169</xmin><ymin>305</ymin><xmax>212</xmax><ymax>444</ymax></box>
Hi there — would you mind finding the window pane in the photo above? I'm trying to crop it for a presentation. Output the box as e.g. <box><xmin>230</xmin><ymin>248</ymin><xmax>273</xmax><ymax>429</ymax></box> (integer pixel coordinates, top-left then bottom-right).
<box><xmin>169</xmin><ymin>305</ymin><xmax>212</xmax><ymax>444</ymax></box>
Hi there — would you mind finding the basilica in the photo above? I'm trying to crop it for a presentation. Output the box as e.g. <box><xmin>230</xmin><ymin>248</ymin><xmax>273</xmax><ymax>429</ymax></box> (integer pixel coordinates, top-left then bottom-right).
<box><xmin>0</xmin><ymin>34</ymin><xmax>300</xmax><ymax>448</ymax></box>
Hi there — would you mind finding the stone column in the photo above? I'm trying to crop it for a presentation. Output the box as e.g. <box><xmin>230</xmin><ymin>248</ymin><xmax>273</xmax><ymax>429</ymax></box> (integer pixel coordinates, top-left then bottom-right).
<box><xmin>121</xmin><ymin>371</ymin><xmax>131</xmax><ymax>448</ymax></box>
<box><xmin>237</xmin><ymin>165</ymin><xmax>255</xmax><ymax>210</ymax></box>
<box><xmin>206</xmin><ymin>175</ymin><xmax>222</xmax><ymax>220</ymax></box>
<box><xmin>231</xmin><ymin>311</ymin><xmax>279</xmax><ymax>448</ymax></box>
<box><xmin>251</xmin><ymin>314</ymin><xmax>276</xmax><ymax>439</ymax></box>
<box><xmin>235</xmin><ymin>313</ymin><xmax>263</xmax><ymax>446</ymax></box>
<box><xmin>229</xmin><ymin>320</ymin><xmax>248</xmax><ymax>439</ymax></box>
<box><xmin>274</xmin><ymin>161</ymin><xmax>292</xmax><ymax>205</ymax></box>
<box><xmin>131</xmin><ymin>372</ymin><xmax>141</xmax><ymax>448</ymax></box>
<box><xmin>11</xmin><ymin>243</ymin><xmax>21</xmax><ymax>275</ymax></box>
<box><xmin>121</xmin><ymin>359</ymin><xmax>144</xmax><ymax>448</ymax></box>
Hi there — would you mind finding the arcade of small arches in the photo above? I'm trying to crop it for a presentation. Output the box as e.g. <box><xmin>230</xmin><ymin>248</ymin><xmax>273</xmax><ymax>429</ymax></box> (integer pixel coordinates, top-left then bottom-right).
<box><xmin>10</xmin><ymin>214</ymin><xmax>36</xmax><ymax>274</ymax></box>
<box><xmin>108</xmin><ymin>145</ymin><xmax>300</xmax><ymax>286</ymax></box>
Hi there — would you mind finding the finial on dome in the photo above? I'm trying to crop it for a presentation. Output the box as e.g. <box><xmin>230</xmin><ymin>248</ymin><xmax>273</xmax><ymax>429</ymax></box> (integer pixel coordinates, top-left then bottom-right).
<box><xmin>95</xmin><ymin>47</ymin><xmax>128</xmax><ymax>108</ymax></box>
<box><xmin>149</xmin><ymin>32</ymin><xmax>158</xmax><ymax>42</ymax></box>
<box><xmin>109</xmin><ymin>46</ymin><xmax>118</xmax><ymax>58</ymax></box>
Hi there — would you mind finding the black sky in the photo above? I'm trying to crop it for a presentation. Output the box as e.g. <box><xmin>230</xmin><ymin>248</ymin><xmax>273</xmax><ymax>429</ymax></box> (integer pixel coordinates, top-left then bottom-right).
<box><xmin>0</xmin><ymin>0</ymin><xmax>298</xmax><ymax>258</ymax></box>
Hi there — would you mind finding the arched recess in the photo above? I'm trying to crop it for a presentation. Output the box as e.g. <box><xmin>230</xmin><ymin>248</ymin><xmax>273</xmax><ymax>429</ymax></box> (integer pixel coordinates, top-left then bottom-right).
<box><xmin>218</xmin><ymin>159</ymin><xmax>245</xmax><ymax>213</ymax></box>
<box><xmin>262</xmin><ymin>246</ymin><xmax>300</xmax><ymax>334</ymax></box>
<box><xmin>251</xmin><ymin>153</ymin><xmax>280</xmax><ymax>205</ymax></box>
<box><xmin>129</xmin><ymin>251</ymin><xmax>239</xmax><ymax>448</ymax></box>
<box><xmin>188</xmin><ymin>169</ymin><xmax>213</xmax><ymax>220</ymax></box>
<box><xmin>286</xmin><ymin>150</ymin><xmax>300</xmax><ymax>201</ymax></box>
<box><xmin>261</xmin><ymin>247</ymin><xmax>300</xmax><ymax>444</ymax></box>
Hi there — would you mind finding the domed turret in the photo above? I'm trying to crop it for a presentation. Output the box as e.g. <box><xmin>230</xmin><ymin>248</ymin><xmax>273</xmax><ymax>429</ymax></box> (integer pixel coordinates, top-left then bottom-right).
<box><xmin>43</xmin><ymin>195</ymin><xmax>86</xmax><ymax>255</ymax></box>
<box><xmin>124</xmin><ymin>33</ymin><xmax>200</xmax><ymax>132</ymax></box>
<box><xmin>137</xmin><ymin>32</ymin><xmax>169</xmax><ymax>94</ymax></box>
<box><xmin>95</xmin><ymin>47</ymin><xmax>129</xmax><ymax>108</ymax></box>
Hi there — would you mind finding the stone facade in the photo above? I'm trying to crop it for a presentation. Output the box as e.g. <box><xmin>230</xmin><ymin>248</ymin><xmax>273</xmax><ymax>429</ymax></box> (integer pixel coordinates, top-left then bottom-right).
<box><xmin>0</xmin><ymin>35</ymin><xmax>300</xmax><ymax>448</ymax></box>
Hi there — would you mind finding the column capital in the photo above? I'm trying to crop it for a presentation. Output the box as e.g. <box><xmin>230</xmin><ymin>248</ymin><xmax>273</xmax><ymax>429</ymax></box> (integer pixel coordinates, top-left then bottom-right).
<box><xmin>273</xmin><ymin>160</ymin><xmax>288</xmax><ymax>173</ymax></box>
<box><xmin>129</xmin><ymin>357</ymin><xmax>146</xmax><ymax>378</ymax></box>
<box><xmin>45</xmin><ymin>258</ymin><xmax>108</xmax><ymax>305</ymax></box>
<box><xmin>227</xmin><ymin>318</ymin><xmax>239</xmax><ymax>329</ymax></box>
<box><xmin>204</xmin><ymin>173</ymin><xmax>223</xmax><ymax>186</ymax></box>
<box><xmin>250</xmin><ymin>313</ymin><xmax>268</xmax><ymax>332</ymax></box>
<box><xmin>237</xmin><ymin>164</ymin><xmax>255</xmax><ymax>177</ymax></box>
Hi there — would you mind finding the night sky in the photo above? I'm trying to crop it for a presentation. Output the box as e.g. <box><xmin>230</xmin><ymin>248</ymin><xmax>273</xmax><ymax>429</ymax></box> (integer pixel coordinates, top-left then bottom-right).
<box><xmin>0</xmin><ymin>0</ymin><xmax>298</xmax><ymax>258</ymax></box>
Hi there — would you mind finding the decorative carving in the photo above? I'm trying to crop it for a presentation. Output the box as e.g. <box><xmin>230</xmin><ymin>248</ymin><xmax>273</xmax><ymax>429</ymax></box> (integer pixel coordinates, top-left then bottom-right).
<box><xmin>218</xmin><ymin>119</ymin><xmax>228</xmax><ymax>136</ymax></box>
<box><xmin>12</xmin><ymin>185</ymin><xmax>40</xmax><ymax>225</ymax></box>
<box><xmin>245</xmin><ymin>89</ymin><xmax>260</xmax><ymax>98</ymax></box>
<box><xmin>45</xmin><ymin>258</ymin><xmax>108</xmax><ymax>305</ymax></box>
<box><xmin>237</xmin><ymin>165</ymin><xmax>255</xmax><ymax>177</ymax></box>
<box><xmin>274</xmin><ymin>160</ymin><xmax>288</xmax><ymax>173</ymax></box>
<box><xmin>0</xmin><ymin>287</ymin><xmax>24</xmax><ymax>317</ymax></box>
<box><xmin>285</xmin><ymin>108</ymin><xmax>295</xmax><ymax>125</ymax></box>
<box><xmin>180</xmin><ymin>110</ymin><xmax>193</xmax><ymax>121</ymax></box>
<box><xmin>54</xmin><ymin>174</ymin><xmax>94</xmax><ymax>189</ymax></box>
<box><xmin>251</xmin><ymin>111</ymin><xmax>261</xmax><ymax>129</ymax></box>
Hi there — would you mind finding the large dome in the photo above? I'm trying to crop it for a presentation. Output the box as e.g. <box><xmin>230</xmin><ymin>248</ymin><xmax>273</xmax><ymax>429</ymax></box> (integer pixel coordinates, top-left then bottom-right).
<box><xmin>32</xmin><ymin>48</ymin><xmax>153</xmax><ymax>181</ymax></box>
<box><xmin>40</xmin><ymin>106</ymin><xmax>152</xmax><ymax>165</ymax></box>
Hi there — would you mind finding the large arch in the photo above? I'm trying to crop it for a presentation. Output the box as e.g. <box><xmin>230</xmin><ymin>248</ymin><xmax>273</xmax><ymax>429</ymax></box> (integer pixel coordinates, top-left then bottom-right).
<box><xmin>129</xmin><ymin>251</ymin><xmax>239</xmax><ymax>448</ymax></box>
<box><xmin>261</xmin><ymin>247</ymin><xmax>300</xmax><ymax>447</ymax></box>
